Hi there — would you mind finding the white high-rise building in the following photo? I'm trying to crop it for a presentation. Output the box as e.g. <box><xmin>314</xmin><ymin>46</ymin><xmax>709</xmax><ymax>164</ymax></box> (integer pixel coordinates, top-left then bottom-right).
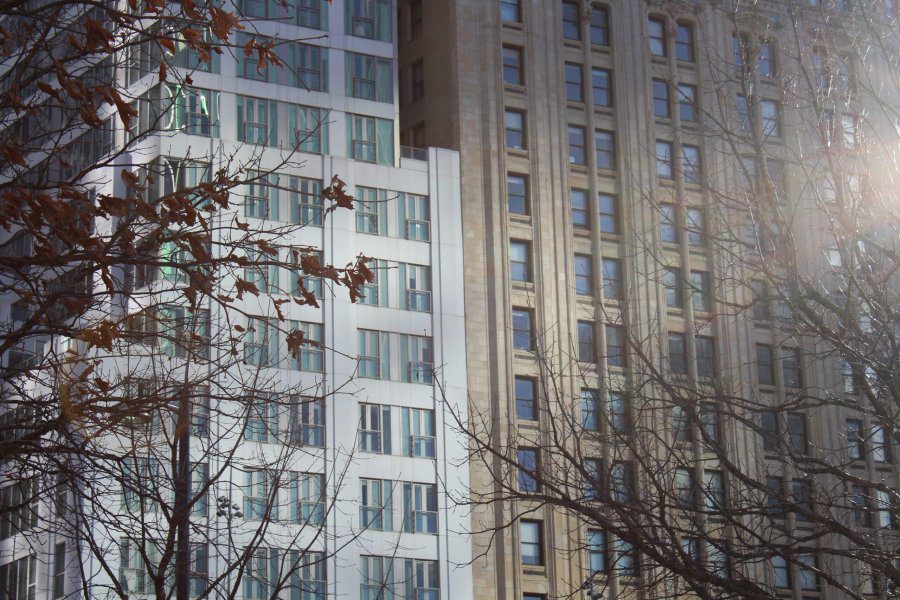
<box><xmin>0</xmin><ymin>1</ymin><xmax>471</xmax><ymax>598</ymax></box>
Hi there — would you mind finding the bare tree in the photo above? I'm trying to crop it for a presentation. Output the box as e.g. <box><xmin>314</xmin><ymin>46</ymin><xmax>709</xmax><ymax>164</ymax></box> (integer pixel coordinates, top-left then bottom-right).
<box><xmin>449</xmin><ymin>2</ymin><xmax>898</xmax><ymax>599</ymax></box>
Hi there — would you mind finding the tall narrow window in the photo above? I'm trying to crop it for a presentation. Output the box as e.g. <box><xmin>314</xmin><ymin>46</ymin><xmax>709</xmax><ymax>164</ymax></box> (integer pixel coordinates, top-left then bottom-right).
<box><xmin>504</xmin><ymin>110</ymin><xmax>526</xmax><ymax>150</ymax></box>
<box><xmin>682</xmin><ymin>144</ymin><xmax>701</xmax><ymax>184</ymax></box>
<box><xmin>517</xmin><ymin>448</ymin><xmax>540</xmax><ymax>492</ymax></box>
<box><xmin>605</xmin><ymin>325</ymin><xmax>626</xmax><ymax>368</ymax></box>
<box><xmin>759</xmin><ymin>41</ymin><xmax>775</xmax><ymax>77</ymax></box>
<box><xmin>587</xmin><ymin>530</ymin><xmax>606</xmax><ymax>574</ymax></box>
<box><xmin>582</xmin><ymin>389</ymin><xmax>600</xmax><ymax>432</ymax></box>
<box><xmin>520</xmin><ymin>521</ymin><xmax>543</xmax><ymax>565</ymax></box>
<box><xmin>515</xmin><ymin>377</ymin><xmax>537</xmax><ymax>421</ymax></box>
<box><xmin>565</xmin><ymin>63</ymin><xmax>584</xmax><ymax>102</ymax></box>
<box><xmin>575</xmin><ymin>255</ymin><xmax>593</xmax><ymax>295</ymax></box>
<box><xmin>571</xmin><ymin>189</ymin><xmax>589</xmax><ymax>228</ymax></box>
<box><xmin>652</xmin><ymin>80</ymin><xmax>670</xmax><ymax>118</ymax></box>
<box><xmin>608</xmin><ymin>392</ymin><xmax>629</xmax><ymax>434</ymax></box>
<box><xmin>660</xmin><ymin>204</ymin><xmax>677</xmax><ymax>243</ymax></box>
<box><xmin>592</xmin><ymin>68</ymin><xmax>612</xmax><ymax>107</ymax></box>
<box><xmin>359</xmin><ymin>403</ymin><xmax>392</xmax><ymax>454</ymax></box>
<box><xmin>601</xmin><ymin>258</ymin><xmax>622</xmax><ymax>301</ymax></box>
<box><xmin>561</xmin><ymin>2</ymin><xmax>581</xmax><ymax>40</ymax></box>
<box><xmin>502</xmin><ymin>46</ymin><xmax>524</xmax><ymax>85</ymax></box>
<box><xmin>500</xmin><ymin>0</ymin><xmax>520</xmax><ymax>22</ymax></box>
<box><xmin>656</xmin><ymin>140</ymin><xmax>674</xmax><ymax>179</ymax></box>
<box><xmin>846</xmin><ymin>419</ymin><xmax>864</xmax><ymax>460</ymax></box>
<box><xmin>594</xmin><ymin>129</ymin><xmax>615</xmax><ymax>169</ymax></box>
<box><xmin>512</xmin><ymin>308</ymin><xmax>533</xmax><ymax>351</ymax></box>
<box><xmin>690</xmin><ymin>271</ymin><xmax>711</xmax><ymax>312</ymax></box>
<box><xmin>668</xmin><ymin>333</ymin><xmax>687</xmax><ymax>374</ymax></box>
<box><xmin>568</xmin><ymin>126</ymin><xmax>587</xmax><ymax>165</ymax></box>
<box><xmin>664</xmin><ymin>268</ymin><xmax>683</xmax><ymax>309</ymax></box>
<box><xmin>696</xmin><ymin>336</ymin><xmax>716</xmax><ymax>379</ymax></box>
<box><xmin>590</xmin><ymin>6</ymin><xmax>610</xmax><ymax>46</ymax></box>
<box><xmin>508</xmin><ymin>174</ymin><xmax>529</xmax><ymax>215</ymax></box>
<box><xmin>677</xmin><ymin>84</ymin><xmax>697</xmax><ymax>122</ymax></box>
<box><xmin>578</xmin><ymin>321</ymin><xmax>595</xmax><ymax>362</ymax></box>
<box><xmin>756</xmin><ymin>345</ymin><xmax>775</xmax><ymax>386</ymax></box>
<box><xmin>675</xmin><ymin>23</ymin><xmax>694</xmax><ymax>61</ymax></box>
<box><xmin>648</xmin><ymin>18</ymin><xmax>666</xmax><ymax>57</ymax></box>
<box><xmin>509</xmin><ymin>240</ymin><xmax>532</xmax><ymax>282</ymax></box>
<box><xmin>599</xmin><ymin>193</ymin><xmax>618</xmax><ymax>234</ymax></box>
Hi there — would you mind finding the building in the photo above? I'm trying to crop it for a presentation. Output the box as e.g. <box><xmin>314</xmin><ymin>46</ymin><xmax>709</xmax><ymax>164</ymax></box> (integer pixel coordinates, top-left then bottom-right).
<box><xmin>398</xmin><ymin>1</ymin><xmax>898</xmax><ymax>599</ymax></box>
<box><xmin>0</xmin><ymin>0</ymin><xmax>471</xmax><ymax>598</ymax></box>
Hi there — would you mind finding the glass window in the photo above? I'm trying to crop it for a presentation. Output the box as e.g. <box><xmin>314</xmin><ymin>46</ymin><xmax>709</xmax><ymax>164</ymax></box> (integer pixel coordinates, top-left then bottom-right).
<box><xmin>677</xmin><ymin>84</ymin><xmax>697</xmax><ymax>122</ymax></box>
<box><xmin>402</xmin><ymin>482</ymin><xmax>438</xmax><ymax>533</ymax></box>
<box><xmin>404</xmin><ymin>408</ymin><xmax>436</xmax><ymax>458</ymax></box>
<box><xmin>290</xmin><ymin>472</ymin><xmax>324</xmax><ymax>525</ymax></box>
<box><xmin>652</xmin><ymin>80</ymin><xmax>670</xmax><ymax>118</ymax></box>
<box><xmin>675</xmin><ymin>468</ymin><xmax>694</xmax><ymax>506</ymax></box>
<box><xmin>756</xmin><ymin>345</ymin><xmax>775</xmax><ymax>386</ymax></box>
<box><xmin>347</xmin><ymin>0</ymin><xmax>392</xmax><ymax>42</ymax></box>
<box><xmin>613</xmin><ymin>538</ymin><xmax>638</xmax><ymax>577</ymax></box>
<box><xmin>660</xmin><ymin>204</ymin><xmax>677</xmax><ymax>243</ymax></box>
<box><xmin>290</xmin><ymin>321</ymin><xmax>323</xmax><ymax>372</ymax></box>
<box><xmin>682</xmin><ymin>144</ymin><xmax>701</xmax><ymax>184</ymax></box>
<box><xmin>512</xmin><ymin>308</ymin><xmax>533</xmax><ymax>351</ymax></box>
<box><xmin>358</xmin><ymin>329</ymin><xmax>385</xmax><ymax>379</ymax></box>
<box><xmin>404</xmin><ymin>263</ymin><xmax>432</xmax><ymax>312</ymax></box>
<box><xmin>360</xmin><ymin>478</ymin><xmax>392</xmax><ymax>531</ymax></box>
<box><xmin>598</xmin><ymin>193</ymin><xmax>618</xmax><ymax>234</ymax></box>
<box><xmin>851</xmin><ymin>484</ymin><xmax>872</xmax><ymax>527</ymax></box>
<box><xmin>502</xmin><ymin>46</ymin><xmax>524</xmax><ymax>86</ymax></box>
<box><xmin>520</xmin><ymin>521</ymin><xmax>543</xmax><ymax>565</ymax></box>
<box><xmin>691</xmin><ymin>271</ymin><xmax>711</xmax><ymax>312</ymax></box>
<box><xmin>648</xmin><ymin>17</ymin><xmax>666</xmax><ymax>56</ymax></box>
<box><xmin>497</xmin><ymin>175</ymin><xmax>527</xmax><ymax>220</ymax></box>
<box><xmin>582</xmin><ymin>389</ymin><xmax>600</xmax><ymax>432</ymax></box>
<box><xmin>500</xmin><ymin>0</ymin><xmax>520</xmax><ymax>22</ymax></box>
<box><xmin>674</xmin><ymin>405</ymin><xmax>691</xmax><ymax>442</ymax></box>
<box><xmin>736</xmin><ymin>94</ymin><xmax>750</xmax><ymax>131</ymax></box>
<box><xmin>759</xmin><ymin>41</ymin><xmax>775</xmax><ymax>77</ymax></box>
<box><xmin>571</xmin><ymin>189</ymin><xmax>589</xmax><ymax>228</ymax></box>
<box><xmin>590</xmin><ymin>6</ymin><xmax>609</xmax><ymax>45</ymax></box>
<box><xmin>565</xmin><ymin>63</ymin><xmax>584</xmax><ymax>102</ymax></box>
<box><xmin>515</xmin><ymin>377</ymin><xmax>537</xmax><ymax>421</ymax></box>
<box><xmin>347</xmin><ymin>52</ymin><xmax>393</xmax><ymax>102</ymax></box>
<box><xmin>792</xmin><ymin>479</ymin><xmax>813</xmax><ymax>520</ymax></box>
<box><xmin>761</xmin><ymin>410</ymin><xmax>779</xmax><ymax>451</ymax></box>
<box><xmin>237</xmin><ymin>95</ymin><xmax>271</xmax><ymax>146</ymax></box>
<box><xmin>664</xmin><ymin>268</ymin><xmax>682</xmax><ymax>309</ymax></box>
<box><xmin>872</xmin><ymin>424</ymin><xmax>890</xmax><ymax>463</ymax></box>
<box><xmin>846</xmin><ymin>419</ymin><xmax>865</xmax><ymax>461</ymax></box>
<box><xmin>686</xmin><ymin>207</ymin><xmax>705</xmax><ymax>247</ymax></box>
<box><xmin>578</xmin><ymin>321</ymin><xmax>595</xmax><ymax>362</ymax></box>
<box><xmin>568</xmin><ymin>126</ymin><xmax>587</xmax><ymax>165</ymax></box>
<box><xmin>700</xmin><ymin>402</ymin><xmax>719</xmax><ymax>443</ymax></box>
<box><xmin>359</xmin><ymin>403</ymin><xmax>391</xmax><ymax>454</ymax></box>
<box><xmin>668</xmin><ymin>333</ymin><xmax>687</xmax><ymax>374</ymax></box>
<box><xmin>517</xmin><ymin>448</ymin><xmax>539</xmax><ymax>492</ymax></box>
<box><xmin>656</xmin><ymin>140</ymin><xmax>673</xmax><ymax>179</ymax></box>
<box><xmin>348</xmin><ymin>114</ymin><xmax>394</xmax><ymax>164</ymax></box>
<box><xmin>295</xmin><ymin>43</ymin><xmax>326</xmax><ymax>91</ymax></box>
<box><xmin>594</xmin><ymin>130</ymin><xmax>615</xmax><ymax>170</ymax></box>
<box><xmin>771</xmin><ymin>555</ymin><xmax>791</xmax><ymax>588</ymax></box>
<box><xmin>405</xmin><ymin>335</ymin><xmax>433</xmax><ymax>384</ymax></box>
<box><xmin>504</xmin><ymin>110</ymin><xmax>526</xmax><ymax>149</ymax></box>
<box><xmin>608</xmin><ymin>392</ymin><xmax>629</xmax><ymax>434</ymax></box>
<box><xmin>402</xmin><ymin>192</ymin><xmax>430</xmax><ymax>241</ymax></box>
<box><xmin>298</xmin><ymin>0</ymin><xmax>324</xmax><ymax>29</ymax></box>
<box><xmin>592</xmin><ymin>68</ymin><xmax>612</xmax><ymax>107</ymax></box>
<box><xmin>696</xmin><ymin>336</ymin><xmax>716</xmax><ymax>379</ymax></box>
<box><xmin>798</xmin><ymin>554</ymin><xmax>820</xmax><ymax>590</ymax></box>
<box><xmin>575</xmin><ymin>255</ymin><xmax>592</xmax><ymax>295</ymax></box>
<box><xmin>587</xmin><ymin>529</ymin><xmax>606</xmax><ymax>574</ymax></box>
<box><xmin>289</xmin><ymin>176</ymin><xmax>323</xmax><ymax>226</ymax></box>
<box><xmin>703</xmin><ymin>470</ymin><xmax>725</xmax><ymax>512</ymax></box>
<box><xmin>561</xmin><ymin>2</ymin><xmax>580</xmax><ymax>40</ymax></box>
<box><xmin>781</xmin><ymin>347</ymin><xmax>802</xmax><ymax>388</ymax></box>
<box><xmin>675</xmin><ymin>23</ymin><xmax>694</xmax><ymax>61</ymax></box>
<box><xmin>610</xmin><ymin>462</ymin><xmax>632</xmax><ymax>503</ymax></box>
<box><xmin>761</xmin><ymin>99</ymin><xmax>780</xmax><ymax>137</ymax></box>
<box><xmin>601</xmin><ymin>258</ymin><xmax>622</xmax><ymax>301</ymax></box>
<box><xmin>605</xmin><ymin>325</ymin><xmax>626</xmax><ymax>368</ymax></box>
<box><xmin>509</xmin><ymin>240</ymin><xmax>531</xmax><ymax>282</ymax></box>
<box><xmin>787</xmin><ymin>413</ymin><xmax>808</xmax><ymax>454</ymax></box>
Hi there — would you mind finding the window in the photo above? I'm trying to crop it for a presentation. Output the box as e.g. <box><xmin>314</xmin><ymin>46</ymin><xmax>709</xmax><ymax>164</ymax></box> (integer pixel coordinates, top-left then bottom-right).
<box><xmin>851</xmin><ymin>485</ymin><xmax>872</xmax><ymax>527</ymax></box>
<box><xmin>786</xmin><ymin>413</ymin><xmax>808</xmax><ymax>455</ymax></box>
<box><xmin>613</xmin><ymin>539</ymin><xmax>638</xmax><ymax>577</ymax></box>
<box><xmin>601</xmin><ymin>258</ymin><xmax>622</xmax><ymax>301</ymax></box>
<box><xmin>592</xmin><ymin>68</ymin><xmax>612</xmax><ymax>107</ymax></box>
<box><xmin>403</xmin><ymin>263</ymin><xmax>431</xmax><ymax>312</ymax></box>
<box><xmin>659</xmin><ymin>204</ymin><xmax>677</xmax><ymax>243</ymax></box>
<box><xmin>246</xmin><ymin>548</ymin><xmax>324</xmax><ymax>600</ymax></box>
<box><xmin>674</xmin><ymin>406</ymin><xmax>691</xmax><ymax>442</ymax></box>
<box><xmin>841</xmin><ymin>359</ymin><xmax>858</xmax><ymax>395</ymax></box>
<box><xmin>677</xmin><ymin>84</ymin><xmax>697</xmax><ymax>122</ymax></box>
<box><xmin>244</xmin><ymin>469</ymin><xmax>274</xmax><ymax>520</ymax></box>
<box><xmin>761</xmin><ymin>99</ymin><xmax>780</xmax><ymax>137</ymax></box>
<box><xmin>578</xmin><ymin>321</ymin><xmax>595</xmax><ymax>362</ymax></box>
<box><xmin>565</xmin><ymin>63</ymin><xmax>584</xmax><ymax>102</ymax></box>
<box><xmin>400</xmin><ymin>192</ymin><xmax>430</xmax><ymax>241</ymax></box>
<box><xmin>736</xmin><ymin>95</ymin><xmax>750</xmax><ymax>131</ymax></box>
<box><xmin>792</xmin><ymin>478</ymin><xmax>813</xmax><ymax>520</ymax></box>
<box><xmin>518</xmin><ymin>448</ymin><xmax>539</xmax><ymax>492</ymax></box>
<box><xmin>348</xmin><ymin>114</ymin><xmax>394</xmax><ymax>164</ymax></box>
<box><xmin>841</xmin><ymin>113</ymin><xmax>858</xmax><ymax>147</ymax></box>
<box><xmin>360</xmin><ymin>556</ymin><xmax>393</xmax><ymax>599</ymax></box>
<box><xmin>346</xmin><ymin>52</ymin><xmax>394</xmax><ymax>102</ymax></box>
<box><xmin>691</xmin><ymin>271</ymin><xmax>711</xmax><ymax>312</ymax></box>
<box><xmin>656</xmin><ymin>140</ymin><xmax>673</xmax><ymax>179</ymax></box>
<box><xmin>590</xmin><ymin>6</ymin><xmax>610</xmax><ymax>45</ymax></box>
<box><xmin>0</xmin><ymin>480</ymin><xmax>37</xmax><ymax>540</ymax></box>
<box><xmin>561</xmin><ymin>2</ymin><xmax>580</xmax><ymax>40</ymax></box>
<box><xmin>119</xmin><ymin>541</ymin><xmax>153</xmax><ymax>595</ymax></box>
<box><xmin>404</xmin><ymin>335</ymin><xmax>433</xmax><ymax>384</ymax></box>
<box><xmin>686</xmin><ymin>207</ymin><xmax>705</xmax><ymax>247</ymax></box>
<box><xmin>682</xmin><ymin>144</ymin><xmax>701</xmax><ymax>184</ymax></box>
<box><xmin>675</xmin><ymin>23</ymin><xmax>694</xmax><ymax>61</ymax></box>
<box><xmin>290</xmin><ymin>396</ymin><xmax>325</xmax><ymax>447</ymax></box>
<box><xmin>664</xmin><ymin>268</ymin><xmax>683</xmax><ymax>309</ymax></box>
<box><xmin>648</xmin><ymin>17</ymin><xmax>666</xmax><ymax>57</ymax></box>
<box><xmin>294</xmin><ymin>43</ymin><xmax>327</xmax><ymax>91</ymax></box>
<box><xmin>291</xmin><ymin>105</ymin><xmax>329</xmax><ymax>154</ymax></box>
<box><xmin>358</xmin><ymin>329</ymin><xmax>387</xmax><ymax>379</ymax></box>
<box><xmin>571</xmin><ymin>189</ymin><xmax>589</xmax><ymax>228</ymax></box>
<box><xmin>797</xmin><ymin>554</ymin><xmax>820</xmax><ymax>591</ymax></box>
<box><xmin>703</xmin><ymin>470</ymin><xmax>725</xmax><ymax>513</ymax></box>
<box><xmin>290</xmin><ymin>472</ymin><xmax>324</xmax><ymax>525</ymax></box>
<box><xmin>237</xmin><ymin>95</ymin><xmax>272</xmax><ymax>146</ymax></box>
<box><xmin>846</xmin><ymin>419</ymin><xmax>864</xmax><ymax>460</ymax></box>
<box><xmin>732</xmin><ymin>34</ymin><xmax>746</xmax><ymax>69</ymax></box>
<box><xmin>189</xmin><ymin>463</ymin><xmax>209</xmax><ymax>518</ymax></box>
<box><xmin>587</xmin><ymin>529</ymin><xmax>606</xmax><ymax>574</ymax></box>
<box><xmin>872</xmin><ymin>425</ymin><xmax>890</xmax><ymax>463</ymax></box>
<box><xmin>697</xmin><ymin>336</ymin><xmax>716</xmax><ymax>379</ymax></box>
<box><xmin>512</xmin><ymin>308</ymin><xmax>533</xmax><ymax>351</ymax></box>
<box><xmin>675</xmin><ymin>468</ymin><xmax>694</xmax><ymax>507</ymax></box>
<box><xmin>509</xmin><ymin>240</ymin><xmax>531</xmax><ymax>282</ymax></box>
<box><xmin>289</xmin><ymin>177</ymin><xmax>323</xmax><ymax>226</ymax></box>
<box><xmin>781</xmin><ymin>347</ymin><xmax>802</xmax><ymax>388</ymax></box>
<box><xmin>595</xmin><ymin>130</ymin><xmax>615</xmax><ymax>169</ymax></box>
<box><xmin>668</xmin><ymin>333</ymin><xmax>687</xmax><ymax>374</ymax></box>
<box><xmin>757</xmin><ymin>345</ymin><xmax>775</xmax><ymax>386</ymax></box>
<box><xmin>402</xmin><ymin>407</ymin><xmax>436</xmax><ymax>458</ymax></box>
<box><xmin>765</xmin><ymin>476</ymin><xmax>785</xmax><ymax>517</ymax></box>
<box><xmin>298</xmin><ymin>0</ymin><xmax>325</xmax><ymax>29</ymax></box>
<box><xmin>409</xmin><ymin>0</ymin><xmax>423</xmax><ymax>38</ymax></box>
<box><xmin>356</xmin><ymin>186</ymin><xmax>386</xmax><ymax>235</ymax></box>
<box><xmin>53</xmin><ymin>542</ymin><xmax>65</xmax><ymax>598</ymax></box>
<box><xmin>568</xmin><ymin>126</ymin><xmax>587</xmax><ymax>165</ymax></box>
<box><xmin>515</xmin><ymin>377</ymin><xmax>537</xmax><ymax>421</ymax></box>
<box><xmin>361</xmin><ymin>478</ymin><xmax>393</xmax><ymax>531</ymax></box>
<box><xmin>502</xmin><ymin>46</ymin><xmax>524</xmax><ymax>85</ymax></box>
<box><xmin>771</xmin><ymin>555</ymin><xmax>791</xmax><ymax>588</ymax></box>
<box><xmin>245</xmin><ymin>317</ymin><xmax>279</xmax><ymax>368</ymax></box>
<box><xmin>608</xmin><ymin>392</ymin><xmax>629</xmax><ymax>434</ymax></box>
<box><xmin>504</xmin><ymin>110</ymin><xmax>526</xmax><ymax>149</ymax></box>
<box><xmin>520</xmin><ymin>520</ymin><xmax>543</xmax><ymax>565</ymax></box>
<box><xmin>582</xmin><ymin>389</ymin><xmax>600</xmax><ymax>431</ymax></box>
<box><xmin>605</xmin><ymin>325</ymin><xmax>626</xmax><ymax>368</ymax></box>
<box><xmin>347</xmin><ymin>0</ymin><xmax>392</xmax><ymax>42</ymax></box>
<box><xmin>584</xmin><ymin>458</ymin><xmax>602</xmax><ymax>500</ymax></box>
<box><xmin>508</xmin><ymin>174</ymin><xmax>529</xmax><ymax>215</ymax></box>
<box><xmin>575</xmin><ymin>255</ymin><xmax>593</xmax><ymax>295</ymax></box>
<box><xmin>402</xmin><ymin>482</ymin><xmax>438</xmax><ymax>534</ymax></box>
<box><xmin>360</xmin><ymin>403</ymin><xmax>392</xmax><ymax>454</ymax></box>
<box><xmin>610</xmin><ymin>462</ymin><xmax>632</xmax><ymax>503</ymax></box>
<box><xmin>700</xmin><ymin>403</ymin><xmax>719</xmax><ymax>444</ymax></box>
<box><xmin>652</xmin><ymin>80</ymin><xmax>670</xmax><ymax>118</ymax></box>
<box><xmin>598</xmin><ymin>193</ymin><xmax>618</xmax><ymax>234</ymax></box>
<box><xmin>500</xmin><ymin>0</ymin><xmax>520</xmax><ymax>22</ymax></box>
<box><xmin>759</xmin><ymin>41</ymin><xmax>775</xmax><ymax>77</ymax></box>
<box><xmin>403</xmin><ymin>559</ymin><xmax>439</xmax><ymax>599</ymax></box>
<box><xmin>876</xmin><ymin>489</ymin><xmax>895</xmax><ymax>529</ymax></box>
<box><xmin>290</xmin><ymin>321</ymin><xmax>323</xmax><ymax>372</ymax></box>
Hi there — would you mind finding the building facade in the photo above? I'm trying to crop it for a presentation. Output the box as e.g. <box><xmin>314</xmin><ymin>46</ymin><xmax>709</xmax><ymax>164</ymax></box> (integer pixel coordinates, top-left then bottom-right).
<box><xmin>0</xmin><ymin>0</ymin><xmax>471</xmax><ymax>598</ymax></box>
<box><xmin>399</xmin><ymin>0</ymin><xmax>897</xmax><ymax>599</ymax></box>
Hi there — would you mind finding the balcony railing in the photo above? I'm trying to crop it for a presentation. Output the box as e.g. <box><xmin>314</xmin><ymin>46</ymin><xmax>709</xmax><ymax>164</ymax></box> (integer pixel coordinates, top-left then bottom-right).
<box><xmin>400</xmin><ymin>145</ymin><xmax>428</xmax><ymax>161</ymax></box>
